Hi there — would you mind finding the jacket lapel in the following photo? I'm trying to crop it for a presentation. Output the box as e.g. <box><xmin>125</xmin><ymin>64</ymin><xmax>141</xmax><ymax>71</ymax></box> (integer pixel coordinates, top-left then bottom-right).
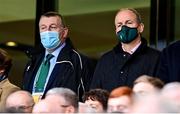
<box><xmin>44</xmin><ymin>43</ymin><xmax>72</xmax><ymax>92</ymax></box>
<box><xmin>25</xmin><ymin>53</ymin><xmax>44</xmax><ymax>91</ymax></box>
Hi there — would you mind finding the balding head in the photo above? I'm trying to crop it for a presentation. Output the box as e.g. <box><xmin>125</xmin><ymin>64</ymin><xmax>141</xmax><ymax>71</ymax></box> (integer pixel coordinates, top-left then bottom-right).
<box><xmin>46</xmin><ymin>87</ymin><xmax>78</xmax><ymax>110</ymax></box>
<box><xmin>5</xmin><ymin>90</ymin><xmax>34</xmax><ymax>113</ymax></box>
<box><xmin>33</xmin><ymin>93</ymin><xmax>78</xmax><ymax>113</ymax></box>
<box><xmin>43</xmin><ymin>87</ymin><xmax>78</xmax><ymax>113</ymax></box>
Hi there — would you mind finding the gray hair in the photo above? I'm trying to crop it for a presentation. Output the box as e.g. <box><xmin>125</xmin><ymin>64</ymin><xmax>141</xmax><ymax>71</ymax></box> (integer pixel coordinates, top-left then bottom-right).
<box><xmin>40</xmin><ymin>11</ymin><xmax>66</xmax><ymax>28</ymax></box>
<box><xmin>46</xmin><ymin>87</ymin><xmax>78</xmax><ymax>109</ymax></box>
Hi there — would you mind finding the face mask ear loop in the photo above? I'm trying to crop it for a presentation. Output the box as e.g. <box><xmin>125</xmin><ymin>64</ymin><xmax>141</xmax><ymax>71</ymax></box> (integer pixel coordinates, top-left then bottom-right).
<box><xmin>0</xmin><ymin>71</ymin><xmax>7</xmax><ymax>81</ymax></box>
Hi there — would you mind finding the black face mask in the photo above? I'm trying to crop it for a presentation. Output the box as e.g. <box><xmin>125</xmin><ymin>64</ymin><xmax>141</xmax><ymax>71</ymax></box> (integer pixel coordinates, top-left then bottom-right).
<box><xmin>117</xmin><ymin>25</ymin><xmax>138</xmax><ymax>43</ymax></box>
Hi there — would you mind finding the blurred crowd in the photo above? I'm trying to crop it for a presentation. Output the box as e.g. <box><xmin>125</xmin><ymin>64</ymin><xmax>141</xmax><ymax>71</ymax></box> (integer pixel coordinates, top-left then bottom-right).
<box><xmin>2</xmin><ymin>75</ymin><xmax>180</xmax><ymax>113</ymax></box>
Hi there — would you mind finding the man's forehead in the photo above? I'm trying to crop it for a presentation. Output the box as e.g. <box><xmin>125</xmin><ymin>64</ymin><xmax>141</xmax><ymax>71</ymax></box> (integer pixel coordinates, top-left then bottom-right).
<box><xmin>117</xmin><ymin>9</ymin><xmax>136</xmax><ymax>15</ymax></box>
<box><xmin>116</xmin><ymin>10</ymin><xmax>137</xmax><ymax>19</ymax></box>
<box><xmin>39</xmin><ymin>16</ymin><xmax>61</xmax><ymax>25</ymax></box>
<box><xmin>115</xmin><ymin>10</ymin><xmax>137</xmax><ymax>23</ymax></box>
<box><xmin>46</xmin><ymin>94</ymin><xmax>65</xmax><ymax>100</ymax></box>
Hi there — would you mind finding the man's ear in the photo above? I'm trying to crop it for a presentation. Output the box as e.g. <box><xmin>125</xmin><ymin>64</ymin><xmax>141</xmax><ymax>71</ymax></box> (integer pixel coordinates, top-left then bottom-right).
<box><xmin>62</xmin><ymin>27</ymin><xmax>68</xmax><ymax>38</ymax></box>
<box><xmin>65</xmin><ymin>106</ymin><xmax>75</xmax><ymax>113</ymax></box>
<box><xmin>60</xmin><ymin>27</ymin><xmax>69</xmax><ymax>43</ymax></box>
<box><xmin>138</xmin><ymin>23</ymin><xmax>144</xmax><ymax>33</ymax></box>
<box><xmin>0</xmin><ymin>69</ymin><xmax>5</xmax><ymax>74</ymax></box>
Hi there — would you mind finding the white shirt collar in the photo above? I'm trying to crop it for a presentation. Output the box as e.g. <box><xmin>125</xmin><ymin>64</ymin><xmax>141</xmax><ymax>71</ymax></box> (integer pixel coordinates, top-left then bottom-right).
<box><xmin>122</xmin><ymin>41</ymin><xmax>141</xmax><ymax>54</ymax></box>
<box><xmin>45</xmin><ymin>43</ymin><xmax>66</xmax><ymax>58</ymax></box>
<box><xmin>130</xmin><ymin>41</ymin><xmax>141</xmax><ymax>54</ymax></box>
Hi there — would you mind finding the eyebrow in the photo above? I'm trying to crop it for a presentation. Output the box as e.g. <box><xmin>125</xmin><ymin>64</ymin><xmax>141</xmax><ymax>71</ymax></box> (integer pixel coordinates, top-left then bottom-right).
<box><xmin>60</xmin><ymin>104</ymin><xmax>70</xmax><ymax>107</ymax></box>
<box><xmin>117</xmin><ymin>22</ymin><xmax>122</xmax><ymax>25</ymax></box>
<box><xmin>49</xmin><ymin>23</ymin><xmax>58</xmax><ymax>26</ymax></box>
<box><xmin>40</xmin><ymin>25</ymin><xmax>46</xmax><ymax>27</ymax></box>
<box><xmin>125</xmin><ymin>20</ymin><xmax>134</xmax><ymax>23</ymax></box>
<box><xmin>117</xmin><ymin>19</ymin><xmax>133</xmax><ymax>24</ymax></box>
<box><xmin>40</xmin><ymin>23</ymin><xmax>58</xmax><ymax>27</ymax></box>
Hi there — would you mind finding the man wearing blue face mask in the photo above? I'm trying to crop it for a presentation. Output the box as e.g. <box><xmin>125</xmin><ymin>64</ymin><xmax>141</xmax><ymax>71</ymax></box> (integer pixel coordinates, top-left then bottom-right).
<box><xmin>23</xmin><ymin>12</ymin><xmax>94</xmax><ymax>102</ymax></box>
<box><xmin>90</xmin><ymin>8</ymin><xmax>160</xmax><ymax>92</ymax></box>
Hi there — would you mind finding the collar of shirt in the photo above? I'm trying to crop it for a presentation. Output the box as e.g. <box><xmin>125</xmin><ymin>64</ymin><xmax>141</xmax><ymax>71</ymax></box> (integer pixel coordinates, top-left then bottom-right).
<box><xmin>122</xmin><ymin>41</ymin><xmax>141</xmax><ymax>54</ymax></box>
<box><xmin>130</xmin><ymin>41</ymin><xmax>141</xmax><ymax>54</ymax></box>
<box><xmin>45</xmin><ymin>42</ymin><xmax>66</xmax><ymax>61</ymax></box>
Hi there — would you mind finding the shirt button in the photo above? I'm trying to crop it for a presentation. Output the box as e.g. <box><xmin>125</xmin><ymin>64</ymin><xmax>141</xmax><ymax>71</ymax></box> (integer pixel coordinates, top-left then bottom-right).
<box><xmin>120</xmin><ymin>71</ymin><xmax>124</xmax><ymax>74</ymax></box>
<box><xmin>123</xmin><ymin>54</ymin><xmax>126</xmax><ymax>57</ymax></box>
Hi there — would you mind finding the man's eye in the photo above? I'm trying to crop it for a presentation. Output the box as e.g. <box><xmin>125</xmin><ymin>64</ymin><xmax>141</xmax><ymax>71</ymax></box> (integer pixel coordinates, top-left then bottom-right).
<box><xmin>50</xmin><ymin>26</ymin><xmax>58</xmax><ymax>30</ymax></box>
<box><xmin>41</xmin><ymin>27</ymin><xmax>46</xmax><ymax>30</ymax></box>
<box><xmin>117</xmin><ymin>24</ymin><xmax>122</xmax><ymax>27</ymax></box>
<box><xmin>90</xmin><ymin>105</ymin><xmax>97</xmax><ymax>109</ymax></box>
<box><xmin>127</xmin><ymin>22</ymin><xmax>133</xmax><ymax>24</ymax></box>
<box><xmin>51</xmin><ymin>27</ymin><xmax>57</xmax><ymax>29</ymax></box>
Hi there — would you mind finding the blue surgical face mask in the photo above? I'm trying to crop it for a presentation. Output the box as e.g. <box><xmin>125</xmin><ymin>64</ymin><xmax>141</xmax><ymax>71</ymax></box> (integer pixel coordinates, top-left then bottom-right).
<box><xmin>40</xmin><ymin>31</ymin><xmax>61</xmax><ymax>49</ymax></box>
<box><xmin>0</xmin><ymin>73</ymin><xmax>7</xmax><ymax>82</ymax></box>
<box><xmin>117</xmin><ymin>25</ymin><xmax>138</xmax><ymax>43</ymax></box>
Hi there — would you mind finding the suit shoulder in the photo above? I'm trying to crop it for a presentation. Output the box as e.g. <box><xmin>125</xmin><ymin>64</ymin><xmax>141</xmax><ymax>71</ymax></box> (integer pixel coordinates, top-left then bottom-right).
<box><xmin>95</xmin><ymin>50</ymin><xmax>115</xmax><ymax>66</ymax></box>
<box><xmin>166</xmin><ymin>40</ymin><xmax>180</xmax><ymax>51</ymax></box>
<box><xmin>146</xmin><ymin>47</ymin><xmax>161</xmax><ymax>55</ymax></box>
<box><xmin>100</xmin><ymin>49</ymin><xmax>114</xmax><ymax>59</ymax></box>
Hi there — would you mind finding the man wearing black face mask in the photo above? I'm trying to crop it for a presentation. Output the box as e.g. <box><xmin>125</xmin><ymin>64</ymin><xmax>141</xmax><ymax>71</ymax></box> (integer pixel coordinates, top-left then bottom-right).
<box><xmin>0</xmin><ymin>49</ymin><xmax>20</xmax><ymax>112</ymax></box>
<box><xmin>90</xmin><ymin>8</ymin><xmax>160</xmax><ymax>92</ymax></box>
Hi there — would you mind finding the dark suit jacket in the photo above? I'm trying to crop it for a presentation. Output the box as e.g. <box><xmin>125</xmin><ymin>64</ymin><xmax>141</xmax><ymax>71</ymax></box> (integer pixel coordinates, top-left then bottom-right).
<box><xmin>157</xmin><ymin>40</ymin><xmax>180</xmax><ymax>83</ymax></box>
<box><xmin>23</xmin><ymin>39</ymin><xmax>94</xmax><ymax>100</ymax></box>
<box><xmin>91</xmin><ymin>38</ymin><xmax>160</xmax><ymax>92</ymax></box>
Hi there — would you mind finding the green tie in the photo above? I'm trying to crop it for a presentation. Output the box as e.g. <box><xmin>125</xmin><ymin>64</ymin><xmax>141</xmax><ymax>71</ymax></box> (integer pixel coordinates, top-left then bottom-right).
<box><xmin>35</xmin><ymin>54</ymin><xmax>54</xmax><ymax>92</ymax></box>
